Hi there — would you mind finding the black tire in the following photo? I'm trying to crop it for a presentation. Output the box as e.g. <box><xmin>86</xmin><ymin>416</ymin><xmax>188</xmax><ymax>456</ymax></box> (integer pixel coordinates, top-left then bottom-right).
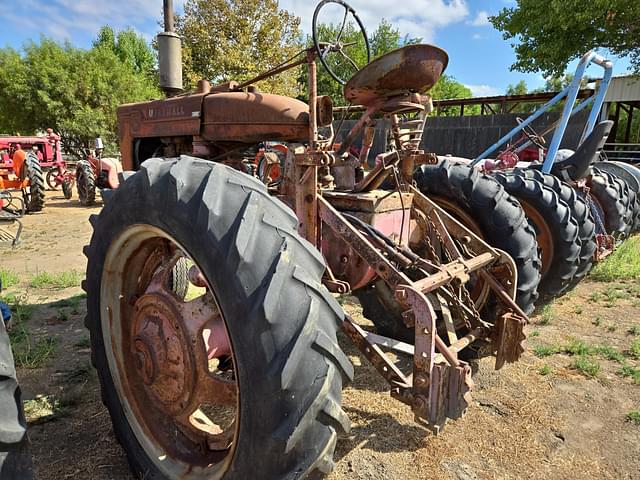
<box><xmin>492</xmin><ymin>172</ymin><xmax>580</xmax><ymax>298</ymax></box>
<box><xmin>84</xmin><ymin>156</ymin><xmax>352</xmax><ymax>479</ymax></box>
<box><xmin>415</xmin><ymin>160</ymin><xmax>541</xmax><ymax>315</ymax></box>
<box><xmin>589</xmin><ymin>168</ymin><xmax>631</xmax><ymax>238</ymax></box>
<box><xmin>62</xmin><ymin>179</ymin><xmax>73</xmax><ymax>199</ymax></box>
<box><xmin>76</xmin><ymin>161</ymin><xmax>96</xmax><ymax>206</ymax></box>
<box><xmin>516</xmin><ymin>169</ymin><xmax>596</xmax><ymax>286</ymax></box>
<box><xmin>22</xmin><ymin>153</ymin><xmax>46</xmax><ymax>213</ymax></box>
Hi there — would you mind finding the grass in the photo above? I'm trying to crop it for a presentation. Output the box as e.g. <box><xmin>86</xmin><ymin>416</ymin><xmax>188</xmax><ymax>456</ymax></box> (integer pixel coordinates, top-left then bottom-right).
<box><xmin>0</xmin><ymin>269</ymin><xmax>19</xmax><ymax>289</ymax></box>
<box><xmin>50</xmin><ymin>293</ymin><xmax>86</xmax><ymax>314</ymax></box>
<box><xmin>618</xmin><ymin>365</ymin><xmax>640</xmax><ymax>385</ymax></box>
<box><xmin>538</xmin><ymin>303</ymin><xmax>553</xmax><ymax>325</ymax></box>
<box><xmin>533</xmin><ymin>344</ymin><xmax>560</xmax><ymax>358</ymax></box>
<box><xmin>529</xmin><ymin>330</ymin><xmax>540</xmax><ymax>338</ymax></box>
<box><xmin>628</xmin><ymin>326</ymin><xmax>640</xmax><ymax>336</ymax></box>
<box><xmin>574</xmin><ymin>306</ymin><xmax>583</xmax><ymax>315</ymax></box>
<box><xmin>29</xmin><ymin>270</ymin><xmax>82</xmax><ymax>289</ymax></box>
<box><xmin>630</xmin><ymin>339</ymin><xmax>640</xmax><ymax>360</ymax></box>
<box><xmin>607</xmin><ymin>324</ymin><xmax>617</xmax><ymax>332</ymax></box>
<box><xmin>592</xmin><ymin>316</ymin><xmax>602</xmax><ymax>326</ymax></box>
<box><xmin>591</xmin><ymin>236</ymin><xmax>640</xmax><ymax>282</ymax></box>
<box><xmin>573</xmin><ymin>356</ymin><xmax>601</xmax><ymax>378</ymax></box>
<box><xmin>538</xmin><ymin>364</ymin><xmax>552</xmax><ymax>376</ymax></box>
<box><xmin>627</xmin><ymin>411</ymin><xmax>640</xmax><ymax>425</ymax></box>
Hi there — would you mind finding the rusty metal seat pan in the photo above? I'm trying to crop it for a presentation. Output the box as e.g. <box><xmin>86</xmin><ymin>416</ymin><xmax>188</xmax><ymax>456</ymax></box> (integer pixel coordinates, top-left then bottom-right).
<box><xmin>344</xmin><ymin>44</ymin><xmax>449</xmax><ymax>106</ymax></box>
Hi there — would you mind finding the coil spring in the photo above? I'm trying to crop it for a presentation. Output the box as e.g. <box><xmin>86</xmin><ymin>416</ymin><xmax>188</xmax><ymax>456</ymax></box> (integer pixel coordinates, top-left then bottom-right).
<box><xmin>391</xmin><ymin>114</ymin><xmax>427</xmax><ymax>151</ymax></box>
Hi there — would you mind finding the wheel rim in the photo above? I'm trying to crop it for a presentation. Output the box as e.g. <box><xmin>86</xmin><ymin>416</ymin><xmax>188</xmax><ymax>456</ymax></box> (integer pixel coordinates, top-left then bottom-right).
<box><xmin>518</xmin><ymin>200</ymin><xmax>554</xmax><ymax>279</ymax></box>
<box><xmin>101</xmin><ymin>225</ymin><xmax>238</xmax><ymax>479</ymax></box>
<box><xmin>46</xmin><ymin>170</ymin><xmax>59</xmax><ymax>190</ymax></box>
<box><xmin>430</xmin><ymin>196</ymin><xmax>491</xmax><ymax>309</ymax></box>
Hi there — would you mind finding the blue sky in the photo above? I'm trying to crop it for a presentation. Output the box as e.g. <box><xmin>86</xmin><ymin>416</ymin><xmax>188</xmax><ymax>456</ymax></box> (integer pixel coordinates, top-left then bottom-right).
<box><xmin>0</xmin><ymin>0</ymin><xmax>632</xmax><ymax>97</ymax></box>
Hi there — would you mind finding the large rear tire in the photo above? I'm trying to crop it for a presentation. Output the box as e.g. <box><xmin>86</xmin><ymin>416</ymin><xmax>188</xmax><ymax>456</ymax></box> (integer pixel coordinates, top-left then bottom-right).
<box><xmin>22</xmin><ymin>153</ymin><xmax>46</xmax><ymax>213</ymax></box>
<box><xmin>492</xmin><ymin>172</ymin><xmax>581</xmax><ymax>298</ymax></box>
<box><xmin>414</xmin><ymin>160</ymin><xmax>541</xmax><ymax>315</ymax></box>
<box><xmin>84</xmin><ymin>156</ymin><xmax>351</xmax><ymax>479</ymax></box>
<box><xmin>517</xmin><ymin>169</ymin><xmax>596</xmax><ymax>285</ymax></box>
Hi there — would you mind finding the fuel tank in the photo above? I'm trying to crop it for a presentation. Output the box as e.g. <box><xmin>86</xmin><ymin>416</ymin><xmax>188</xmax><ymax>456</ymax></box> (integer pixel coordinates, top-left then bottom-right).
<box><xmin>202</xmin><ymin>92</ymin><xmax>309</xmax><ymax>143</ymax></box>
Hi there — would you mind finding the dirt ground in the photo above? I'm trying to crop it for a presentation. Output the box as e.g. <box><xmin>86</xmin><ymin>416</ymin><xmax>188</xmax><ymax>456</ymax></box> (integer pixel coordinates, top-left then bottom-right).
<box><xmin>2</xmin><ymin>190</ymin><xmax>639</xmax><ymax>480</ymax></box>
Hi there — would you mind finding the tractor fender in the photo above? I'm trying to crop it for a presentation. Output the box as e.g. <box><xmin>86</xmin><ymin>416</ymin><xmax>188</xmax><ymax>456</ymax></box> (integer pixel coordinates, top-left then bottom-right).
<box><xmin>97</xmin><ymin>157</ymin><xmax>122</xmax><ymax>189</ymax></box>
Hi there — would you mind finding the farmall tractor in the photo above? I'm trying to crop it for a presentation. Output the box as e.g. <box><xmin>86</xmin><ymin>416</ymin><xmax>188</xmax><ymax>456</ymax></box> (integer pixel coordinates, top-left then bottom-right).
<box><xmin>72</xmin><ymin>137</ymin><xmax>122</xmax><ymax>206</ymax></box>
<box><xmin>84</xmin><ymin>1</ymin><xmax>536</xmax><ymax>478</ymax></box>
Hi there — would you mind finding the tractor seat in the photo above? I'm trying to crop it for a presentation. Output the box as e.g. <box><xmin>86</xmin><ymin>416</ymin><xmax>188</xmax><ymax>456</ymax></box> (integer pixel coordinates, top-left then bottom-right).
<box><xmin>344</xmin><ymin>44</ymin><xmax>449</xmax><ymax>107</ymax></box>
<box><xmin>532</xmin><ymin>120</ymin><xmax>613</xmax><ymax>181</ymax></box>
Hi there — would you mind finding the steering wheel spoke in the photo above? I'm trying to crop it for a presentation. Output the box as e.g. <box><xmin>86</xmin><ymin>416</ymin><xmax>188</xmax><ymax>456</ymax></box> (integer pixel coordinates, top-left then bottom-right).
<box><xmin>312</xmin><ymin>0</ymin><xmax>371</xmax><ymax>85</ymax></box>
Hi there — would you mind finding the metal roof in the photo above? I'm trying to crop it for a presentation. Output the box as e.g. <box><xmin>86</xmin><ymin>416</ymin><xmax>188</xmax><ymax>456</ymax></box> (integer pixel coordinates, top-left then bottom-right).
<box><xmin>604</xmin><ymin>75</ymin><xmax>640</xmax><ymax>103</ymax></box>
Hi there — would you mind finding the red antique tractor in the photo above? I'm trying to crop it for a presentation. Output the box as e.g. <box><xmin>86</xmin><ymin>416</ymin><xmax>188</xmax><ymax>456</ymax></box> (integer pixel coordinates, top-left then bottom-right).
<box><xmin>69</xmin><ymin>138</ymin><xmax>122</xmax><ymax>206</ymax></box>
<box><xmin>0</xmin><ymin>139</ymin><xmax>46</xmax><ymax>212</ymax></box>
<box><xmin>83</xmin><ymin>1</ymin><xmax>536</xmax><ymax>478</ymax></box>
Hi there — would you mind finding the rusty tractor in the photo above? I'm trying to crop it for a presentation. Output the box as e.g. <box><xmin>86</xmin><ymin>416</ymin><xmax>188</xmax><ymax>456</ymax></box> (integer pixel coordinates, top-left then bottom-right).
<box><xmin>83</xmin><ymin>1</ymin><xmax>536</xmax><ymax>478</ymax></box>
<box><xmin>0</xmin><ymin>139</ymin><xmax>46</xmax><ymax>212</ymax></box>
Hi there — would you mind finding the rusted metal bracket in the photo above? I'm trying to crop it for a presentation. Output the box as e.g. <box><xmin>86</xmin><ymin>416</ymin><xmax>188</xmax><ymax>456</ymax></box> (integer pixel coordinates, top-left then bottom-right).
<box><xmin>493</xmin><ymin>312</ymin><xmax>526</xmax><ymax>370</ymax></box>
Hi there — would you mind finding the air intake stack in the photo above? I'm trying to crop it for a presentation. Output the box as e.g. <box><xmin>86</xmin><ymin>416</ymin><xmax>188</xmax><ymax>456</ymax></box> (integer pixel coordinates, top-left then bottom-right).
<box><xmin>158</xmin><ymin>0</ymin><xmax>183</xmax><ymax>96</ymax></box>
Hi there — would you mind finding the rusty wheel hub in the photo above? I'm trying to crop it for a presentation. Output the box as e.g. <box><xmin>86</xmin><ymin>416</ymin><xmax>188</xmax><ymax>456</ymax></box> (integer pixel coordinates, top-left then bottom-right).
<box><xmin>133</xmin><ymin>293</ymin><xmax>195</xmax><ymax>414</ymax></box>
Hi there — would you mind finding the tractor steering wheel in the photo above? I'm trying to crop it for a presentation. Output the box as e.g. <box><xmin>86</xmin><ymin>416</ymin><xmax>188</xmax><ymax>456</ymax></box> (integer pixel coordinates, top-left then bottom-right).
<box><xmin>516</xmin><ymin>117</ymin><xmax>546</xmax><ymax>150</ymax></box>
<box><xmin>312</xmin><ymin>0</ymin><xmax>371</xmax><ymax>85</ymax></box>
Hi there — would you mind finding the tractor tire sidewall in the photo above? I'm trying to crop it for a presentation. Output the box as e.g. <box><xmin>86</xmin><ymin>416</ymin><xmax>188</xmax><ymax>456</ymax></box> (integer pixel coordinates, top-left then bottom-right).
<box><xmin>493</xmin><ymin>172</ymin><xmax>581</xmax><ymax>298</ymax></box>
<box><xmin>62</xmin><ymin>180</ymin><xmax>73</xmax><ymax>200</ymax></box>
<box><xmin>415</xmin><ymin>160</ymin><xmax>541</xmax><ymax>315</ymax></box>
<box><xmin>23</xmin><ymin>153</ymin><xmax>45</xmax><ymax>213</ymax></box>
<box><xmin>589</xmin><ymin>168</ymin><xmax>631</xmax><ymax>238</ymax></box>
<box><xmin>84</xmin><ymin>157</ymin><xmax>351</xmax><ymax>480</ymax></box>
<box><xmin>76</xmin><ymin>161</ymin><xmax>96</xmax><ymax>206</ymax></box>
<box><xmin>517</xmin><ymin>169</ymin><xmax>596</xmax><ymax>285</ymax></box>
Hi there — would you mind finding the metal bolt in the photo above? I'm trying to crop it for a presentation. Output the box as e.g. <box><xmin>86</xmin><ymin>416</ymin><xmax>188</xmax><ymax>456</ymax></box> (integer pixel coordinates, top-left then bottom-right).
<box><xmin>340</xmin><ymin>255</ymin><xmax>349</xmax><ymax>264</ymax></box>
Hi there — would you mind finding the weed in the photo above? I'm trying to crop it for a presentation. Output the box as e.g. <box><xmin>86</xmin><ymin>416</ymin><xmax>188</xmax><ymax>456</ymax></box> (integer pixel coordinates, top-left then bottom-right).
<box><xmin>538</xmin><ymin>303</ymin><xmax>553</xmax><ymax>325</ymax></box>
<box><xmin>607</xmin><ymin>325</ymin><xmax>617</xmax><ymax>332</ymax></box>
<box><xmin>588</xmin><ymin>292</ymin><xmax>602</xmax><ymax>303</ymax></box>
<box><xmin>530</xmin><ymin>330</ymin><xmax>540</xmax><ymax>338</ymax></box>
<box><xmin>628</xmin><ymin>325</ymin><xmax>640</xmax><ymax>336</ymax></box>
<box><xmin>593</xmin><ymin>316</ymin><xmax>602</xmax><ymax>326</ymax></box>
<box><xmin>57</xmin><ymin>309</ymin><xmax>69</xmax><ymax>322</ymax></box>
<box><xmin>0</xmin><ymin>270</ymin><xmax>19</xmax><ymax>289</ymax></box>
<box><xmin>538</xmin><ymin>364</ymin><xmax>552</xmax><ymax>376</ymax></box>
<box><xmin>12</xmin><ymin>335</ymin><xmax>58</xmax><ymax>369</ymax></box>
<box><xmin>630</xmin><ymin>339</ymin><xmax>640</xmax><ymax>360</ymax></box>
<box><xmin>573</xmin><ymin>356</ymin><xmax>601</xmax><ymax>378</ymax></box>
<box><xmin>533</xmin><ymin>344</ymin><xmax>559</xmax><ymax>358</ymax></box>
<box><xmin>574</xmin><ymin>306</ymin><xmax>583</xmax><ymax>315</ymax></box>
<box><xmin>564</xmin><ymin>340</ymin><xmax>591</xmax><ymax>356</ymax></box>
<box><xmin>594</xmin><ymin>345</ymin><xmax>625</xmax><ymax>363</ymax></box>
<box><xmin>627</xmin><ymin>411</ymin><xmax>640</xmax><ymax>425</ymax></box>
<box><xmin>30</xmin><ymin>270</ymin><xmax>82</xmax><ymax>289</ymax></box>
<box><xmin>618</xmin><ymin>365</ymin><xmax>640</xmax><ymax>385</ymax></box>
<box><xmin>591</xmin><ymin>237</ymin><xmax>640</xmax><ymax>282</ymax></box>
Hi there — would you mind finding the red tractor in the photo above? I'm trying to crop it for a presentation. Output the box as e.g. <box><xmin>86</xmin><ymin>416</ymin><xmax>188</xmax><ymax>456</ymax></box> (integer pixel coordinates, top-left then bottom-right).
<box><xmin>69</xmin><ymin>137</ymin><xmax>122</xmax><ymax>206</ymax></box>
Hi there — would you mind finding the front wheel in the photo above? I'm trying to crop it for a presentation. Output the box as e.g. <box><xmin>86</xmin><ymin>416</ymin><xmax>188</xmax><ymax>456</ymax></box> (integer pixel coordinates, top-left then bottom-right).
<box><xmin>84</xmin><ymin>156</ymin><xmax>352</xmax><ymax>479</ymax></box>
<box><xmin>22</xmin><ymin>152</ymin><xmax>46</xmax><ymax>213</ymax></box>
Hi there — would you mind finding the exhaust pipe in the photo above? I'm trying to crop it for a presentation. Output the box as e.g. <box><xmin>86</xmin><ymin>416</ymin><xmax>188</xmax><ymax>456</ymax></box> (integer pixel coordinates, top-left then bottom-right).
<box><xmin>158</xmin><ymin>0</ymin><xmax>183</xmax><ymax>96</ymax></box>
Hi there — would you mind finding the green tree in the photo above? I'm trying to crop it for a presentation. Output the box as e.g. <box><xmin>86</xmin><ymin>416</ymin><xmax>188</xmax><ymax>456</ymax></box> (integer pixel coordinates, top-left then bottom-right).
<box><xmin>175</xmin><ymin>0</ymin><xmax>302</xmax><ymax>96</ymax></box>
<box><xmin>0</xmin><ymin>35</ymin><xmax>159</xmax><ymax>157</ymax></box>
<box><xmin>430</xmin><ymin>75</ymin><xmax>479</xmax><ymax>116</ymax></box>
<box><xmin>490</xmin><ymin>0</ymin><xmax>640</xmax><ymax>76</ymax></box>
<box><xmin>94</xmin><ymin>26</ymin><xmax>156</xmax><ymax>76</ymax></box>
<box><xmin>506</xmin><ymin>80</ymin><xmax>528</xmax><ymax>96</ymax></box>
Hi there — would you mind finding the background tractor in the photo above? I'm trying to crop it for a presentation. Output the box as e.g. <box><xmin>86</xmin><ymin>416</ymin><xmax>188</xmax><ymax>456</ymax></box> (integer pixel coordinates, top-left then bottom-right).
<box><xmin>69</xmin><ymin>137</ymin><xmax>122</xmax><ymax>206</ymax></box>
<box><xmin>0</xmin><ymin>139</ymin><xmax>46</xmax><ymax>212</ymax></box>
<box><xmin>83</xmin><ymin>1</ymin><xmax>536</xmax><ymax>478</ymax></box>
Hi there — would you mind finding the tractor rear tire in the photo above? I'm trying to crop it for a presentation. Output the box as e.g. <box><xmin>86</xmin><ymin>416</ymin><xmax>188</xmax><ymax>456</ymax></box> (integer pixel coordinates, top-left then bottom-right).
<box><xmin>22</xmin><ymin>153</ymin><xmax>45</xmax><ymax>213</ymax></box>
<box><xmin>84</xmin><ymin>156</ymin><xmax>351</xmax><ymax>479</ymax></box>
<box><xmin>414</xmin><ymin>160</ymin><xmax>541</xmax><ymax>315</ymax></box>
<box><xmin>589</xmin><ymin>168</ymin><xmax>631</xmax><ymax>238</ymax></box>
<box><xmin>516</xmin><ymin>169</ymin><xmax>595</xmax><ymax>287</ymax></box>
<box><xmin>76</xmin><ymin>161</ymin><xmax>96</xmax><ymax>206</ymax></box>
<box><xmin>62</xmin><ymin>179</ymin><xmax>73</xmax><ymax>200</ymax></box>
<box><xmin>492</xmin><ymin>172</ymin><xmax>580</xmax><ymax>298</ymax></box>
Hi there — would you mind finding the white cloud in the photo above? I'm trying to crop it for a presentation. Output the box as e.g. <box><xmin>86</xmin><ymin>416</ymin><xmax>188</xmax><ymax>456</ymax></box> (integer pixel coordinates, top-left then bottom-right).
<box><xmin>280</xmin><ymin>0</ymin><xmax>470</xmax><ymax>42</ymax></box>
<box><xmin>472</xmin><ymin>33</ymin><xmax>483</xmax><ymax>40</ymax></box>
<box><xmin>467</xmin><ymin>10</ymin><xmax>489</xmax><ymax>27</ymax></box>
<box><xmin>464</xmin><ymin>84</ymin><xmax>500</xmax><ymax>97</ymax></box>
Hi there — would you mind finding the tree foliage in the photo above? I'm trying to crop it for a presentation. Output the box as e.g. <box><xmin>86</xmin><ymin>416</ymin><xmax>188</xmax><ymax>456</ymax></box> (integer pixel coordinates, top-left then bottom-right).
<box><xmin>430</xmin><ymin>75</ymin><xmax>478</xmax><ymax>116</ymax></box>
<box><xmin>0</xmin><ymin>32</ymin><xmax>159</xmax><ymax>157</ymax></box>
<box><xmin>94</xmin><ymin>26</ymin><xmax>156</xmax><ymax>76</ymax></box>
<box><xmin>175</xmin><ymin>0</ymin><xmax>302</xmax><ymax>96</ymax></box>
<box><xmin>491</xmin><ymin>0</ymin><xmax>640</xmax><ymax>76</ymax></box>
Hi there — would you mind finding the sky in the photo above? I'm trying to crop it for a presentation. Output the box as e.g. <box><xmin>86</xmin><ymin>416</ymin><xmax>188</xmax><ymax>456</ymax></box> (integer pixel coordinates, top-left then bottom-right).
<box><xmin>0</xmin><ymin>0</ymin><xmax>633</xmax><ymax>97</ymax></box>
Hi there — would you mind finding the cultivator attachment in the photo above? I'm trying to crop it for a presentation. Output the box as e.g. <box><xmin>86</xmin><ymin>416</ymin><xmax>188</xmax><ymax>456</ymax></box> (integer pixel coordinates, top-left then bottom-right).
<box><xmin>0</xmin><ymin>191</ymin><xmax>24</xmax><ymax>246</ymax></box>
